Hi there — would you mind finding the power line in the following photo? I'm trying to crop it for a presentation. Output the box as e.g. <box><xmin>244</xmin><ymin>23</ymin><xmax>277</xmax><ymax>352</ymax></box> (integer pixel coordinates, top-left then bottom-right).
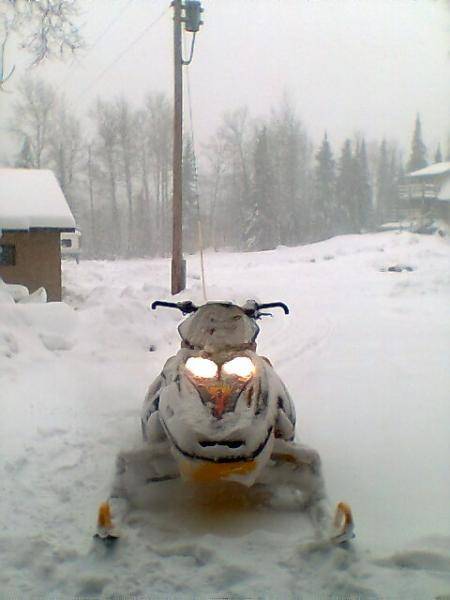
<box><xmin>70</xmin><ymin>5</ymin><xmax>170</xmax><ymax>110</ymax></box>
<box><xmin>54</xmin><ymin>0</ymin><xmax>136</xmax><ymax>95</ymax></box>
<box><xmin>90</xmin><ymin>0</ymin><xmax>136</xmax><ymax>51</ymax></box>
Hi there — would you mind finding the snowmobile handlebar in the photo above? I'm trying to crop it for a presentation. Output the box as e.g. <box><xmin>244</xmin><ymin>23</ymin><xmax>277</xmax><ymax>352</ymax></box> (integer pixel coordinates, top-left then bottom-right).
<box><xmin>151</xmin><ymin>300</ymin><xmax>198</xmax><ymax>314</ymax></box>
<box><xmin>242</xmin><ymin>301</ymin><xmax>290</xmax><ymax>318</ymax></box>
<box><xmin>151</xmin><ymin>300</ymin><xmax>289</xmax><ymax>318</ymax></box>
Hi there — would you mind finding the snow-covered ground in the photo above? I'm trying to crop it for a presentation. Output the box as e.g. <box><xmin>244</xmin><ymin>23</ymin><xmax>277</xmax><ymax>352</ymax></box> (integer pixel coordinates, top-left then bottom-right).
<box><xmin>1</xmin><ymin>231</ymin><xmax>449</xmax><ymax>598</ymax></box>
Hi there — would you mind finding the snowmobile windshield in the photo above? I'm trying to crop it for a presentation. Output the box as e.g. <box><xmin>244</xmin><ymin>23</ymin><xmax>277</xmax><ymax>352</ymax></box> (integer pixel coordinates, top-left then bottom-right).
<box><xmin>178</xmin><ymin>302</ymin><xmax>259</xmax><ymax>352</ymax></box>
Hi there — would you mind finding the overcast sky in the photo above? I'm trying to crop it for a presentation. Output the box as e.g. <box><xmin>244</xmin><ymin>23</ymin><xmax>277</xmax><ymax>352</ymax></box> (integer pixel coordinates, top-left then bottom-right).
<box><xmin>1</xmin><ymin>0</ymin><xmax>449</xmax><ymax>159</ymax></box>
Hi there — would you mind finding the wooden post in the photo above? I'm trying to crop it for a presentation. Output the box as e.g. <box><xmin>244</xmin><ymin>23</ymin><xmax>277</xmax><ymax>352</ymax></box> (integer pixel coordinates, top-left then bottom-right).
<box><xmin>171</xmin><ymin>0</ymin><xmax>186</xmax><ymax>295</ymax></box>
<box><xmin>87</xmin><ymin>144</ymin><xmax>96</xmax><ymax>255</ymax></box>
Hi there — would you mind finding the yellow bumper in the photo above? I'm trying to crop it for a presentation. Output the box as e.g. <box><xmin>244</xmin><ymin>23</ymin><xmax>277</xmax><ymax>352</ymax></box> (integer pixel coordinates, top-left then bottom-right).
<box><xmin>179</xmin><ymin>458</ymin><xmax>257</xmax><ymax>483</ymax></box>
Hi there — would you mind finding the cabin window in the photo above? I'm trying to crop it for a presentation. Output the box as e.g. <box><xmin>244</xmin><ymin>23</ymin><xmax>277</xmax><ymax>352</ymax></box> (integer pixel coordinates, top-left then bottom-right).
<box><xmin>0</xmin><ymin>244</ymin><xmax>16</xmax><ymax>266</ymax></box>
<box><xmin>61</xmin><ymin>239</ymin><xmax>72</xmax><ymax>248</ymax></box>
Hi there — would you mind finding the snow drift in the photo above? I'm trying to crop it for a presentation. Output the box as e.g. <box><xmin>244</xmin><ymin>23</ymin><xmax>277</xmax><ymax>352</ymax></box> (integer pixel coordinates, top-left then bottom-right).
<box><xmin>0</xmin><ymin>231</ymin><xmax>449</xmax><ymax>598</ymax></box>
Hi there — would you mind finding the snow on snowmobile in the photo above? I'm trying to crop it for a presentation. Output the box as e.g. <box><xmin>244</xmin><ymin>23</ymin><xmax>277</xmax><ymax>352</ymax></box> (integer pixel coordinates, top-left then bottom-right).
<box><xmin>95</xmin><ymin>300</ymin><xmax>354</xmax><ymax>546</ymax></box>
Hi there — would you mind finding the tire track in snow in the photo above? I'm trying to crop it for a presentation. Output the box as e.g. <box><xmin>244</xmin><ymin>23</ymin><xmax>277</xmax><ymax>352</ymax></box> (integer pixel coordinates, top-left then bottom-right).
<box><xmin>259</xmin><ymin>308</ymin><xmax>336</xmax><ymax>379</ymax></box>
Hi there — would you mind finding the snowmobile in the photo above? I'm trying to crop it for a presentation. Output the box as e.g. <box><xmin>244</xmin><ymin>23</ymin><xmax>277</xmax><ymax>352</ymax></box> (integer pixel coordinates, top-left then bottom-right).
<box><xmin>96</xmin><ymin>300</ymin><xmax>354</xmax><ymax>546</ymax></box>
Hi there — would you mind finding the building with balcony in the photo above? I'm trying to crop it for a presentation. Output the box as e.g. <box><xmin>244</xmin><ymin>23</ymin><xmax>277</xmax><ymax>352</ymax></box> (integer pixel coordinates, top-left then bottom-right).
<box><xmin>399</xmin><ymin>162</ymin><xmax>450</xmax><ymax>228</ymax></box>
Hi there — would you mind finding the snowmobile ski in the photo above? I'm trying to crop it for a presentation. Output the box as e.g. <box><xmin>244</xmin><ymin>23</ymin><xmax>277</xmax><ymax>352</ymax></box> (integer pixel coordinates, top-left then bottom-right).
<box><xmin>331</xmin><ymin>502</ymin><xmax>355</xmax><ymax>544</ymax></box>
<box><xmin>94</xmin><ymin>502</ymin><xmax>120</xmax><ymax>544</ymax></box>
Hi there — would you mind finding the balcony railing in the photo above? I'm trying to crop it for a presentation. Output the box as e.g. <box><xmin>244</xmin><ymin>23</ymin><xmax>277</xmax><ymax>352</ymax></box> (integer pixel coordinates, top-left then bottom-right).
<box><xmin>398</xmin><ymin>183</ymin><xmax>439</xmax><ymax>201</ymax></box>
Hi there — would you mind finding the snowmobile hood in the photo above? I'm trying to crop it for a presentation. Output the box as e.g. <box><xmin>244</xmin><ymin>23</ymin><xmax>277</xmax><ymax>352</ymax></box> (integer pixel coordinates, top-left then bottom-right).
<box><xmin>178</xmin><ymin>302</ymin><xmax>260</xmax><ymax>352</ymax></box>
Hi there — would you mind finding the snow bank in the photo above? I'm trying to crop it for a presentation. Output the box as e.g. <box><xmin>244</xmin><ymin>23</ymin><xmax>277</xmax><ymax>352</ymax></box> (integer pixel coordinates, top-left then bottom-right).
<box><xmin>0</xmin><ymin>300</ymin><xmax>76</xmax><ymax>360</ymax></box>
<box><xmin>0</xmin><ymin>232</ymin><xmax>449</xmax><ymax>598</ymax></box>
<box><xmin>0</xmin><ymin>282</ymin><xmax>29</xmax><ymax>303</ymax></box>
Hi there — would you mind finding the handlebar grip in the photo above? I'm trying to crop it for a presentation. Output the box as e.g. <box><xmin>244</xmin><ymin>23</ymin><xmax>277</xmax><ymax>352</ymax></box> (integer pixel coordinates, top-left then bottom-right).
<box><xmin>151</xmin><ymin>301</ymin><xmax>179</xmax><ymax>310</ymax></box>
<box><xmin>151</xmin><ymin>300</ymin><xmax>198</xmax><ymax>314</ymax></box>
<box><xmin>257</xmin><ymin>302</ymin><xmax>290</xmax><ymax>315</ymax></box>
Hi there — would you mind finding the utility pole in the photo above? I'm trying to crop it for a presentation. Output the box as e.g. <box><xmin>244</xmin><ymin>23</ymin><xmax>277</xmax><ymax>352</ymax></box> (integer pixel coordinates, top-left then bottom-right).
<box><xmin>171</xmin><ymin>0</ymin><xmax>185</xmax><ymax>295</ymax></box>
<box><xmin>171</xmin><ymin>0</ymin><xmax>203</xmax><ymax>295</ymax></box>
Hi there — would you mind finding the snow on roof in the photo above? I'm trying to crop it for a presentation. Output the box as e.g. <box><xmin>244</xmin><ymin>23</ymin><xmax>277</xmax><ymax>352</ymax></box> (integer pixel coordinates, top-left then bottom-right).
<box><xmin>408</xmin><ymin>161</ymin><xmax>450</xmax><ymax>178</ymax></box>
<box><xmin>0</xmin><ymin>169</ymin><xmax>76</xmax><ymax>231</ymax></box>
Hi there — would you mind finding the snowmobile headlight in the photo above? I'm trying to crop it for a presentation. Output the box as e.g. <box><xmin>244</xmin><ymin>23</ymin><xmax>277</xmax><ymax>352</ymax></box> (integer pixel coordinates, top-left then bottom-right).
<box><xmin>185</xmin><ymin>356</ymin><xmax>218</xmax><ymax>379</ymax></box>
<box><xmin>222</xmin><ymin>356</ymin><xmax>255</xmax><ymax>379</ymax></box>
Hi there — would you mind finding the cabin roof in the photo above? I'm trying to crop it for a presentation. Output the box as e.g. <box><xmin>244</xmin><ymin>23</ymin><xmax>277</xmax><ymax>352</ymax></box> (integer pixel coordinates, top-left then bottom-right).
<box><xmin>0</xmin><ymin>169</ymin><xmax>76</xmax><ymax>232</ymax></box>
<box><xmin>408</xmin><ymin>162</ymin><xmax>450</xmax><ymax>178</ymax></box>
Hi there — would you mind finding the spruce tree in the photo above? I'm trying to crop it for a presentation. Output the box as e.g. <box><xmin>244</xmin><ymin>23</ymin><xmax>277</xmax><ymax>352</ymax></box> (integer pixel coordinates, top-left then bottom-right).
<box><xmin>376</xmin><ymin>139</ymin><xmax>390</xmax><ymax>223</ymax></box>
<box><xmin>335</xmin><ymin>139</ymin><xmax>354</xmax><ymax>234</ymax></box>
<box><xmin>269</xmin><ymin>99</ymin><xmax>311</xmax><ymax>245</ymax></box>
<box><xmin>407</xmin><ymin>114</ymin><xmax>427</xmax><ymax>172</ymax></box>
<box><xmin>376</xmin><ymin>142</ymin><xmax>402</xmax><ymax>223</ymax></box>
<box><xmin>389</xmin><ymin>150</ymin><xmax>402</xmax><ymax>221</ymax></box>
<box><xmin>244</xmin><ymin>127</ymin><xmax>276</xmax><ymax>251</ymax></box>
<box><xmin>434</xmin><ymin>144</ymin><xmax>443</xmax><ymax>163</ymax></box>
<box><xmin>355</xmin><ymin>138</ymin><xmax>372</xmax><ymax>230</ymax></box>
<box><xmin>313</xmin><ymin>133</ymin><xmax>336</xmax><ymax>239</ymax></box>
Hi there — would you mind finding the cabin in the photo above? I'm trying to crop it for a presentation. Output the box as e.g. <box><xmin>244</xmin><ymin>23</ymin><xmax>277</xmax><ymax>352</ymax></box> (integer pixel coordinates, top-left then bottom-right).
<box><xmin>0</xmin><ymin>169</ymin><xmax>76</xmax><ymax>301</ymax></box>
<box><xmin>399</xmin><ymin>162</ymin><xmax>450</xmax><ymax>228</ymax></box>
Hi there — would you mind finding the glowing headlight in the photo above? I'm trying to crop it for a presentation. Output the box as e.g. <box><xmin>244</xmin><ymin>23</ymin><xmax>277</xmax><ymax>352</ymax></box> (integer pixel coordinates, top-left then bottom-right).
<box><xmin>185</xmin><ymin>357</ymin><xmax>218</xmax><ymax>379</ymax></box>
<box><xmin>222</xmin><ymin>356</ymin><xmax>255</xmax><ymax>379</ymax></box>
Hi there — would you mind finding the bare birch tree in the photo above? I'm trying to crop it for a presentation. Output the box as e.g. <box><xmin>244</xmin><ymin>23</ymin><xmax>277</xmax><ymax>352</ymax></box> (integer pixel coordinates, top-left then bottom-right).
<box><xmin>11</xmin><ymin>76</ymin><xmax>54</xmax><ymax>168</ymax></box>
<box><xmin>92</xmin><ymin>99</ymin><xmax>121</xmax><ymax>256</ymax></box>
<box><xmin>2</xmin><ymin>0</ymin><xmax>82</xmax><ymax>66</ymax></box>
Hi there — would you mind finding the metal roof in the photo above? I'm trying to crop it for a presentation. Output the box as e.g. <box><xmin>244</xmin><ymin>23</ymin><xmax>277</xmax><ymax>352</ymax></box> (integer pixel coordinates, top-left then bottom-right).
<box><xmin>408</xmin><ymin>162</ymin><xmax>450</xmax><ymax>178</ymax></box>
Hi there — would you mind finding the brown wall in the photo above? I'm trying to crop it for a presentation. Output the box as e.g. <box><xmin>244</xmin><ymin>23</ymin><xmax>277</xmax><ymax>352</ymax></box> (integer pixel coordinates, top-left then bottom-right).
<box><xmin>0</xmin><ymin>230</ymin><xmax>62</xmax><ymax>301</ymax></box>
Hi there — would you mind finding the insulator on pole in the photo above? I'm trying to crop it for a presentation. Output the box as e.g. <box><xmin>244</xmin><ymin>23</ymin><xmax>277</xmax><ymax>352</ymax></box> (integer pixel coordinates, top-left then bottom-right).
<box><xmin>183</xmin><ymin>1</ymin><xmax>204</xmax><ymax>33</ymax></box>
